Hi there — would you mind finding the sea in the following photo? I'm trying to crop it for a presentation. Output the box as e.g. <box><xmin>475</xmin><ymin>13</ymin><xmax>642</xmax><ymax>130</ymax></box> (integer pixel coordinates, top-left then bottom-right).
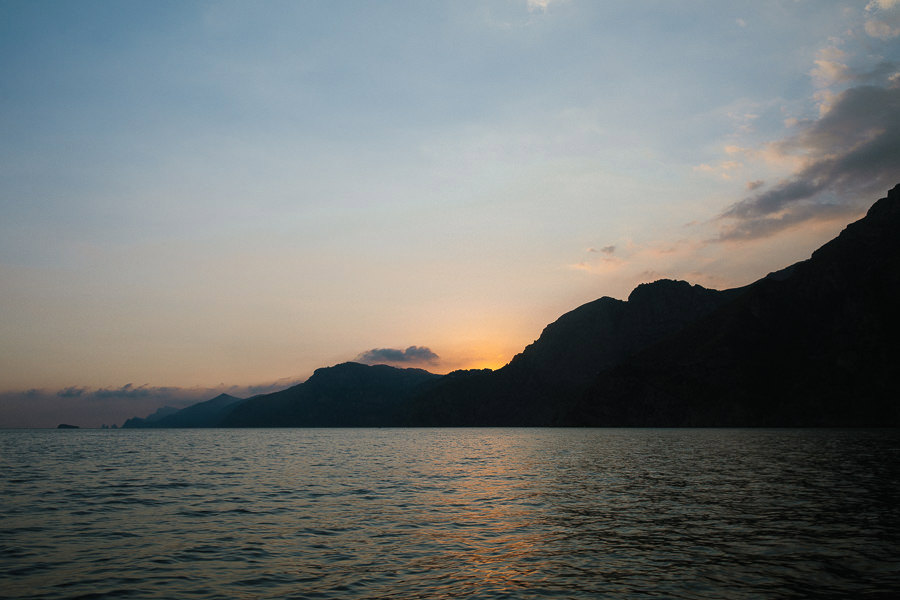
<box><xmin>1</xmin><ymin>428</ymin><xmax>899</xmax><ymax>599</ymax></box>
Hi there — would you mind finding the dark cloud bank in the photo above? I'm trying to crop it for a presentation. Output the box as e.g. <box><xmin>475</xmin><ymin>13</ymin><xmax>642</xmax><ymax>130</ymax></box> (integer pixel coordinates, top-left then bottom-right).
<box><xmin>0</xmin><ymin>380</ymin><xmax>301</xmax><ymax>428</ymax></box>
<box><xmin>356</xmin><ymin>346</ymin><xmax>439</xmax><ymax>366</ymax></box>
<box><xmin>720</xmin><ymin>81</ymin><xmax>900</xmax><ymax>240</ymax></box>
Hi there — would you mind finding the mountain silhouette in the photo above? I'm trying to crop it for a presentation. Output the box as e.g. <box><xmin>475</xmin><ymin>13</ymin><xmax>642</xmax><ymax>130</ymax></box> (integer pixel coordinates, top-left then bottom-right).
<box><xmin>405</xmin><ymin>279</ymin><xmax>743</xmax><ymax>425</ymax></box>
<box><xmin>219</xmin><ymin>363</ymin><xmax>439</xmax><ymax>427</ymax></box>
<box><xmin>152</xmin><ymin>394</ymin><xmax>243</xmax><ymax>428</ymax></box>
<box><xmin>121</xmin><ymin>404</ymin><xmax>180</xmax><ymax>428</ymax></box>
<box><xmin>572</xmin><ymin>183</ymin><xmax>900</xmax><ymax>426</ymax></box>
<box><xmin>123</xmin><ymin>184</ymin><xmax>900</xmax><ymax>428</ymax></box>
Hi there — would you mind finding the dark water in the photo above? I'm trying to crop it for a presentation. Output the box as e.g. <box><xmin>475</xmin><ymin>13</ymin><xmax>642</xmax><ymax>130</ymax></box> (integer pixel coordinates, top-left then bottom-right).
<box><xmin>1</xmin><ymin>428</ymin><xmax>899</xmax><ymax>599</ymax></box>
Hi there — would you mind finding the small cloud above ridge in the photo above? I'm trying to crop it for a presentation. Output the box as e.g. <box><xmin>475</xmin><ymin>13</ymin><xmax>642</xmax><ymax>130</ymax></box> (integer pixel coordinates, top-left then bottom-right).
<box><xmin>356</xmin><ymin>346</ymin><xmax>440</xmax><ymax>366</ymax></box>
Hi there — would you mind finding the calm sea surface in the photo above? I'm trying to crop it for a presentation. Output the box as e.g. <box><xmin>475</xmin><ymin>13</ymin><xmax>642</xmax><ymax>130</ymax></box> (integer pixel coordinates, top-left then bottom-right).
<box><xmin>1</xmin><ymin>428</ymin><xmax>899</xmax><ymax>599</ymax></box>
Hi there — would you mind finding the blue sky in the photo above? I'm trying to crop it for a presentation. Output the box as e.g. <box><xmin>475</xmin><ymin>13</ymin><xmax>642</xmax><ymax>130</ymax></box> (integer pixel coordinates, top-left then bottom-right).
<box><xmin>2</xmin><ymin>0</ymin><xmax>899</xmax><ymax>426</ymax></box>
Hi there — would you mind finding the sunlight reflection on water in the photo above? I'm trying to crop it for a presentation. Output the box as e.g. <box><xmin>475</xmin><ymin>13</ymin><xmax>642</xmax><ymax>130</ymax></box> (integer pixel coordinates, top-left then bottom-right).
<box><xmin>1</xmin><ymin>428</ymin><xmax>899</xmax><ymax>599</ymax></box>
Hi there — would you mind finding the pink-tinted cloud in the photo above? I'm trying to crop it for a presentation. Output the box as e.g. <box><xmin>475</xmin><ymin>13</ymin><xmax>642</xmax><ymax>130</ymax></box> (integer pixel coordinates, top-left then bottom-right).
<box><xmin>717</xmin><ymin>83</ymin><xmax>900</xmax><ymax>241</ymax></box>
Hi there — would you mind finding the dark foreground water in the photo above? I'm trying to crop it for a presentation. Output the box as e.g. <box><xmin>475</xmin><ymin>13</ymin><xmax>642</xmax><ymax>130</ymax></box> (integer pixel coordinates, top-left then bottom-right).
<box><xmin>1</xmin><ymin>429</ymin><xmax>899</xmax><ymax>599</ymax></box>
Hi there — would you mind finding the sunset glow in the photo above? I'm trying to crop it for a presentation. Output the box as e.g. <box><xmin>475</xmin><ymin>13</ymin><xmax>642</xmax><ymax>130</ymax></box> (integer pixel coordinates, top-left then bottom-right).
<box><xmin>1</xmin><ymin>1</ymin><xmax>898</xmax><ymax>426</ymax></box>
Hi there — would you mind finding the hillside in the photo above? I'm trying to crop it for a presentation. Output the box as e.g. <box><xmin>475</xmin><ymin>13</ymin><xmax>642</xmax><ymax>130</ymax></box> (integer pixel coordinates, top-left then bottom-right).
<box><xmin>572</xmin><ymin>183</ymin><xmax>900</xmax><ymax>426</ymax></box>
<box><xmin>122</xmin><ymin>184</ymin><xmax>900</xmax><ymax>428</ymax></box>
<box><xmin>220</xmin><ymin>363</ymin><xmax>440</xmax><ymax>427</ymax></box>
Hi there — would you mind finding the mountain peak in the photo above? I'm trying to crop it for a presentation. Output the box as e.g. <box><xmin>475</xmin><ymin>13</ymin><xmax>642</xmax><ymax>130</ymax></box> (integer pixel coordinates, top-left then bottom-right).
<box><xmin>576</xmin><ymin>183</ymin><xmax>900</xmax><ymax>426</ymax></box>
<box><xmin>121</xmin><ymin>184</ymin><xmax>900</xmax><ymax>428</ymax></box>
<box><xmin>626</xmin><ymin>279</ymin><xmax>713</xmax><ymax>304</ymax></box>
<box><xmin>308</xmin><ymin>361</ymin><xmax>437</xmax><ymax>383</ymax></box>
<box><xmin>865</xmin><ymin>182</ymin><xmax>900</xmax><ymax>219</ymax></box>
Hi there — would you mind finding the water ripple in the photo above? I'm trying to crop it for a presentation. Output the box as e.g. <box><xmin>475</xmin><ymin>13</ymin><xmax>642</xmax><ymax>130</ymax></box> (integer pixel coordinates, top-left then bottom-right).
<box><xmin>1</xmin><ymin>428</ymin><xmax>898</xmax><ymax>599</ymax></box>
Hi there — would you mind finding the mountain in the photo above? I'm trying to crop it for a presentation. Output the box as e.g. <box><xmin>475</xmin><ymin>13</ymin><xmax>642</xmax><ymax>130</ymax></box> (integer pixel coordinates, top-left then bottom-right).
<box><xmin>121</xmin><ymin>184</ymin><xmax>900</xmax><ymax>428</ymax></box>
<box><xmin>122</xmin><ymin>394</ymin><xmax>242</xmax><ymax>428</ymax></box>
<box><xmin>121</xmin><ymin>405</ymin><xmax>181</xmax><ymax>428</ymax></box>
<box><xmin>510</xmin><ymin>279</ymin><xmax>744</xmax><ymax>386</ymax></box>
<box><xmin>219</xmin><ymin>362</ymin><xmax>440</xmax><ymax>427</ymax></box>
<box><xmin>155</xmin><ymin>393</ymin><xmax>243</xmax><ymax>428</ymax></box>
<box><xmin>408</xmin><ymin>184</ymin><xmax>900</xmax><ymax>426</ymax></box>
<box><xmin>404</xmin><ymin>280</ymin><xmax>743</xmax><ymax>425</ymax></box>
<box><xmin>122</xmin><ymin>365</ymin><xmax>440</xmax><ymax>428</ymax></box>
<box><xmin>571</xmin><ymin>183</ymin><xmax>900</xmax><ymax>426</ymax></box>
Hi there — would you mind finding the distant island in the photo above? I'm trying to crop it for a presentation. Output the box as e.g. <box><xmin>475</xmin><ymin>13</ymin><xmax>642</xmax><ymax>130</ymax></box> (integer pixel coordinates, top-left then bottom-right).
<box><xmin>123</xmin><ymin>184</ymin><xmax>900</xmax><ymax>428</ymax></box>
<box><xmin>57</xmin><ymin>424</ymin><xmax>80</xmax><ymax>429</ymax></box>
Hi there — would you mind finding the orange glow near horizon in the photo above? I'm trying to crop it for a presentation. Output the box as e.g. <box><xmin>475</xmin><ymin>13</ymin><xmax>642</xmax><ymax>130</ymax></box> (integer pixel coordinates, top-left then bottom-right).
<box><xmin>430</xmin><ymin>338</ymin><xmax>527</xmax><ymax>374</ymax></box>
<box><xmin>444</xmin><ymin>354</ymin><xmax>511</xmax><ymax>373</ymax></box>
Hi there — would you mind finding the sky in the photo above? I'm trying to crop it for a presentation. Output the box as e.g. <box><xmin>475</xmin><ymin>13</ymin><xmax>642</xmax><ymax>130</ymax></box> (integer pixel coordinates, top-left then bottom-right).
<box><xmin>1</xmin><ymin>0</ymin><xmax>899</xmax><ymax>427</ymax></box>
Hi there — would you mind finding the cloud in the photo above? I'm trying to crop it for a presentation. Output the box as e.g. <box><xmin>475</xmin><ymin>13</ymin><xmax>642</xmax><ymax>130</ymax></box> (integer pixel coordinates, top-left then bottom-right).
<box><xmin>811</xmin><ymin>47</ymin><xmax>851</xmax><ymax>88</ymax></box>
<box><xmin>746</xmin><ymin>180</ymin><xmax>765</xmax><ymax>191</ymax></box>
<box><xmin>57</xmin><ymin>386</ymin><xmax>87</xmax><ymax>398</ymax></box>
<box><xmin>569</xmin><ymin>255</ymin><xmax>623</xmax><ymax>274</ymax></box>
<box><xmin>526</xmin><ymin>0</ymin><xmax>564</xmax><ymax>12</ymax></box>
<box><xmin>600</xmin><ymin>245</ymin><xmax>616</xmax><ymax>255</ymax></box>
<box><xmin>865</xmin><ymin>0</ymin><xmax>900</xmax><ymax>39</ymax></box>
<box><xmin>0</xmin><ymin>378</ymin><xmax>306</xmax><ymax>428</ymax></box>
<box><xmin>93</xmin><ymin>383</ymin><xmax>173</xmax><ymax>399</ymax></box>
<box><xmin>855</xmin><ymin>61</ymin><xmax>900</xmax><ymax>84</ymax></box>
<box><xmin>865</xmin><ymin>19</ymin><xmax>900</xmax><ymax>39</ymax></box>
<box><xmin>0</xmin><ymin>387</ymin><xmax>198</xmax><ymax>428</ymax></box>
<box><xmin>694</xmin><ymin>159</ymin><xmax>743</xmax><ymax>180</ymax></box>
<box><xmin>722</xmin><ymin>180</ymin><xmax>821</xmax><ymax>220</ymax></box>
<box><xmin>717</xmin><ymin>83</ymin><xmax>900</xmax><ymax>241</ymax></box>
<box><xmin>356</xmin><ymin>345</ymin><xmax>439</xmax><ymax>365</ymax></box>
<box><xmin>89</xmin><ymin>381</ymin><xmax>301</xmax><ymax>402</ymax></box>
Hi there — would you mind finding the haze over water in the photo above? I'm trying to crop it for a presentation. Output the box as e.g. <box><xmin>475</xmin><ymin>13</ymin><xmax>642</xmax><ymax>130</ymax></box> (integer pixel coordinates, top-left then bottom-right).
<box><xmin>2</xmin><ymin>428</ymin><xmax>898</xmax><ymax>599</ymax></box>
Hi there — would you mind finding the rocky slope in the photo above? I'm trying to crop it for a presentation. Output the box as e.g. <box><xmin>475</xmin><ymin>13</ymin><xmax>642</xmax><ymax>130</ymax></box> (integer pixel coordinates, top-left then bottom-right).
<box><xmin>573</xmin><ymin>184</ymin><xmax>900</xmax><ymax>425</ymax></box>
<box><xmin>122</xmin><ymin>184</ymin><xmax>900</xmax><ymax>428</ymax></box>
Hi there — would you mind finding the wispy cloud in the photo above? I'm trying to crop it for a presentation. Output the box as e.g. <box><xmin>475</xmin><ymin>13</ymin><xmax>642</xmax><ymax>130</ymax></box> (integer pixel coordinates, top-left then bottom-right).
<box><xmin>57</xmin><ymin>386</ymin><xmax>88</xmax><ymax>398</ymax></box>
<box><xmin>526</xmin><ymin>0</ymin><xmax>565</xmax><ymax>13</ymax></box>
<box><xmin>865</xmin><ymin>0</ymin><xmax>900</xmax><ymax>39</ymax></box>
<box><xmin>93</xmin><ymin>383</ymin><xmax>177</xmax><ymax>399</ymax></box>
<box><xmin>355</xmin><ymin>346</ymin><xmax>440</xmax><ymax>366</ymax></box>
<box><xmin>717</xmin><ymin>83</ymin><xmax>900</xmax><ymax>241</ymax></box>
<box><xmin>810</xmin><ymin>46</ymin><xmax>852</xmax><ymax>88</ymax></box>
<box><xmin>568</xmin><ymin>236</ymin><xmax>733</xmax><ymax>296</ymax></box>
<box><xmin>694</xmin><ymin>160</ymin><xmax>744</xmax><ymax>180</ymax></box>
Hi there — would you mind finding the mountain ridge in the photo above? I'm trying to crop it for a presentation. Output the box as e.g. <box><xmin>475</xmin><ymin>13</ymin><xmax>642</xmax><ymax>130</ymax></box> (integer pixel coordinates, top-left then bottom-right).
<box><xmin>572</xmin><ymin>183</ymin><xmax>900</xmax><ymax>426</ymax></box>
<box><xmin>122</xmin><ymin>184</ymin><xmax>900</xmax><ymax>428</ymax></box>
